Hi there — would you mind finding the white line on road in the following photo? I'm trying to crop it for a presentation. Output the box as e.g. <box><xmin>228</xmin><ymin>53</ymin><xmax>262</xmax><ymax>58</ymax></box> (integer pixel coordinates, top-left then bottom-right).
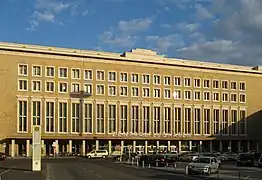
<box><xmin>45</xmin><ymin>164</ymin><xmax>51</xmax><ymax>180</ymax></box>
<box><xmin>0</xmin><ymin>166</ymin><xmax>16</xmax><ymax>176</ymax></box>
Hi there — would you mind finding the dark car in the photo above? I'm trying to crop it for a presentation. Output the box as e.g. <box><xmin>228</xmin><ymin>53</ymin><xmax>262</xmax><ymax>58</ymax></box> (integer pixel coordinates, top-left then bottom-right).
<box><xmin>0</xmin><ymin>153</ymin><xmax>6</xmax><ymax>161</ymax></box>
<box><xmin>237</xmin><ymin>153</ymin><xmax>255</xmax><ymax>166</ymax></box>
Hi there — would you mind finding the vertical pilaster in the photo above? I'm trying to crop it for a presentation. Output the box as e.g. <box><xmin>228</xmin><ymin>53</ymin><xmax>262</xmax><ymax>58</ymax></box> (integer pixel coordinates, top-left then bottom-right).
<box><xmin>145</xmin><ymin>141</ymin><xmax>148</xmax><ymax>154</ymax></box>
<box><xmin>11</xmin><ymin>139</ymin><xmax>15</xmax><ymax>157</ymax></box>
<box><xmin>121</xmin><ymin>140</ymin><xmax>124</xmax><ymax>154</ymax></box>
<box><xmin>199</xmin><ymin>141</ymin><xmax>203</xmax><ymax>153</ymax></box>
<box><xmin>178</xmin><ymin>141</ymin><xmax>182</xmax><ymax>153</ymax></box>
<box><xmin>26</xmin><ymin>140</ymin><xmax>30</xmax><ymax>157</ymax></box>
<box><xmin>82</xmin><ymin>140</ymin><xmax>86</xmax><ymax>156</ymax></box>
<box><xmin>167</xmin><ymin>141</ymin><xmax>171</xmax><ymax>152</ymax></box>
<box><xmin>69</xmin><ymin>140</ymin><xmax>72</xmax><ymax>153</ymax></box>
<box><xmin>108</xmin><ymin>140</ymin><xmax>112</xmax><ymax>155</ymax></box>
<box><xmin>55</xmin><ymin>140</ymin><xmax>59</xmax><ymax>154</ymax></box>
<box><xmin>96</xmin><ymin>140</ymin><xmax>99</xmax><ymax>151</ymax></box>
<box><xmin>189</xmin><ymin>141</ymin><xmax>192</xmax><ymax>151</ymax></box>
<box><xmin>133</xmin><ymin>141</ymin><xmax>136</xmax><ymax>153</ymax></box>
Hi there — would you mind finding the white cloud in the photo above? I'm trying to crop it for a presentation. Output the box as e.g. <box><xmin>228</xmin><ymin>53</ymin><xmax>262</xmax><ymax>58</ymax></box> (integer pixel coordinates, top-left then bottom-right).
<box><xmin>175</xmin><ymin>0</ymin><xmax>262</xmax><ymax>66</ymax></box>
<box><xmin>195</xmin><ymin>3</ymin><xmax>213</xmax><ymax>20</ymax></box>
<box><xmin>100</xmin><ymin>17</ymin><xmax>153</xmax><ymax>48</ymax></box>
<box><xmin>176</xmin><ymin>22</ymin><xmax>200</xmax><ymax>33</ymax></box>
<box><xmin>32</xmin><ymin>11</ymin><xmax>55</xmax><ymax>22</ymax></box>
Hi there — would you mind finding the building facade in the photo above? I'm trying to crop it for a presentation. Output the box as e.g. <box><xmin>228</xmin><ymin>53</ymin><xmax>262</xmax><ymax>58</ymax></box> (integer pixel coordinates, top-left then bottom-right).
<box><xmin>0</xmin><ymin>42</ymin><xmax>261</xmax><ymax>157</ymax></box>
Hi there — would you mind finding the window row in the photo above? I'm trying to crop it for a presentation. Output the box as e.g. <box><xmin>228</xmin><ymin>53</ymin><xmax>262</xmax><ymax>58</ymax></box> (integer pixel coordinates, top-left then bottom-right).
<box><xmin>18</xmin><ymin>80</ymin><xmax>246</xmax><ymax>103</ymax></box>
<box><xmin>17</xmin><ymin>100</ymin><xmax>246</xmax><ymax>136</ymax></box>
<box><xmin>18</xmin><ymin>64</ymin><xmax>246</xmax><ymax>90</ymax></box>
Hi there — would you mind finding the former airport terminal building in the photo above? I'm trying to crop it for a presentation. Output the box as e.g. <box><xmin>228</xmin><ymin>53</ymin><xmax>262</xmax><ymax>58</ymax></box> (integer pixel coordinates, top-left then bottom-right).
<box><xmin>0</xmin><ymin>42</ymin><xmax>261</xmax><ymax>157</ymax></box>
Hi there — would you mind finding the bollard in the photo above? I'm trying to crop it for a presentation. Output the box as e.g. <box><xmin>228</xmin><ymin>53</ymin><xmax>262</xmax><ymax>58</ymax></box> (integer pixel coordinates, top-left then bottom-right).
<box><xmin>149</xmin><ymin>163</ymin><xmax>151</xmax><ymax>168</ymax></box>
<box><xmin>136</xmin><ymin>160</ymin><xmax>139</xmax><ymax>167</ymax></box>
<box><xmin>185</xmin><ymin>165</ymin><xmax>188</xmax><ymax>175</ymax></box>
<box><xmin>142</xmin><ymin>161</ymin><xmax>144</xmax><ymax>168</ymax></box>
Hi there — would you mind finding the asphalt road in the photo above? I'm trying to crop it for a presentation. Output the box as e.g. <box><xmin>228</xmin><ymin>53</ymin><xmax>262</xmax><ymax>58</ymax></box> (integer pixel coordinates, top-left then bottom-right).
<box><xmin>0</xmin><ymin>158</ymin><xmax>262</xmax><ymax>180</ymax></box>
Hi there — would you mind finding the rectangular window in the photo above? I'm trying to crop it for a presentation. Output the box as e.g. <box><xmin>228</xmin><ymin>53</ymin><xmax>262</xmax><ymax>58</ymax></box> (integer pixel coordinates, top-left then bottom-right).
<box><xmin>72</xmin><ymin>69</ymin><xmax>80</xmax><ymax>79</ymax></box>
<box><xmin>59</xmin><ymin>68</ymin><xmax>68</xmax><ymax>78</ymax></box>
<box><xmin>71</xmin><ymin>83</ymin><xmax>80</xmax><ymax>93</ymax></box>
<box><xmin>72</xmin><ymin>103</ymin><xmax>80</xmax><ymax>133</ymax></box>
<box><xmin>203</xmin><ymin>79</ymin><xmax>210</xmax><ymax>88</ymax></box>
<box><xmin>143</xmin><ymin>106</ymin><xmax>150</xmax><ymax>133</ymax></box>
<box><xmin>131</xmin><ymin>87</ymin><xmax>139</xmax><ymax>97</ymax></box>
<box><xmin>108</xmin><ymin>85</ymin><xmax>116</xmax><ymax>96</ymax></box>
<box><xmin>213</xmin><ymin>109</ymin><xmax>220</xmax><ymax>134</ymax></box>
<box><xmin>142</xmin><ymin>74</ymin><xmax>150</xmax><ymax>84</ymax></box>
<box><xmin>231</xmin><ymin>109</ymin><xmax>237</xmax><ymax>135</ymax></box>
<box><xmin>46</xmin><ymin>66</ymin><xmax>55</xmax><ymax>77</ymax></box>
<box><xmin>213</xmin><ymin>80</ymin><xmax>219</xmax><ymax>89</ymax></box>
<box><xmin>153</xmin><ymin>88</ymin><xmax>160</xmax><ymax>98</ymax></box>
<box><xmin>239</xmin><ymin>82</ymin><xmax>246</xmax><ymax>91</ymax></box>
<box><xmin>18</xmin><ymin>79</ymin><xmax>28</xmax><ymax>91</ymax></box>
<box><xmin>46</xmin><ymin>101</ymin><xmax>54</xmax><ymax>133</ymax></box>
<box><xmin>213</xmin><ymin>92</ymin><xmax>219</xmax><ymax>101</ymax></box>
<box><xmin>131</xmin><ymin>73</ymin><xmax>139</xmax><ymax>83</ymax></box>
<box><xmin>59</xmin><ymin>82</ymin><xmax>67</xmax><ymax>93</ymax></box>
<box><xmin>184</xmin><ymin>77</ymin><xmax>191</xmax><ymax>87</ymax></box>
<box><xmin>231</xmin><ymin>93</ymin><xmax>237</xmax><ymax>102</ymax></box>
<box><xmin>240</xmin><ymin>94</ymin><xmax>246</xmax><ymax>103</ymax></box>
<box><xmin>153</xmin><ymin>106</ymin><xmax>161</xmax><ymax>134</ymax></box>
<box><xmin>164</xmin><ymin>76</ymin><xmax>171</xmax><ymax>85</ymax></box>
<box><xmin>153</xmin><ymin>75</ymin><xmax>161</xmax><ymax>84</ymax></box>
<box><xmin>194</xmin><ymin>91</ymin><xmax>201</xmax><ymax>100</ymax></box>
<box><xmin>184</xmin><ymin>108</ymin><xmax>191</xmax><ymax>134</ymax></box>
<box><xmin>120</xmin><ymin>105</ymin><xmax>128</xmax><ymax>133</ymax></box>
<box><xmin>84</xmin><ymin>70</ymin><xmax>92</xmax><ymax>80</ymax></box>
<box><xmin>173</xmin><ymin>90</ymin><xmax>181</xmax><ymax>99</ymax></box>
<box><xmin>231</xmin><ymin>81</ymin><xmax>237</xmax><ymax>90</ymax></box>
<box><xmin>194</xmin><ymin>108</ymin><xmax>201</xmax><ymax>135</ymax></box>
<box><xmin>59</xmin><ymin>102</ymin><xmax>67</xmax><ymax>133</ymax></box>
<box><xmin>164</xmin><ymin>89</ymin><xmax>171</xmax><ymax>99</ymax></box>
<box><xmin>32</xmin><ymin>65</ymin><xmax>41</xmax><ymax>76</ymax></box>
<box><xmin>204</xmin><ymin>109</ymin><xmax>211</xmax><ymax>135</ymax></box>
<box><xmin>108</xmin><ymin>104</ymin><xmax>116</xmax><ymax>133</ymax></box>
<box><xmin>120</xmin><ymin>86</ymin><xmax>128</xmax><ymax>96</ymax></box>
<box><xmin>194</xmin><ymin>78</ymin><xmax>201</xmax><ymax>88</ymax></box>
<box><xmin>239</xmin><ymin>110</ymin><xmax>246</xmax><ymax>135</ymax></box>
<box><xmin>222</xmin><ymin>109</ymin><xmax>229</xmax><ymax>135</ymax></box>
<box><xmin>18</xmin><ymin>100</ymin><xmax>27</xmax><ymax>132</ymax></box>
<box><xmin>96</xmin><ymin>104</ymin><xmax>104</xmax><ymax>133</ymax></box>
<box><xmin>164</xmin><ymin>107</ymin><xmax>171</xmax><ymax>134</ymax></box>
<box><xmin>204</xmin><ymin>91</ymin><xmax>210</xmax><ymax>101</ymax></box>
<box><xmin>96</xmin><ymin>85</ymin><xmax>105</xmax><ymax>95</ymax></box>
<box><xmin>184</xmin><ymin>90</ymin><xmax>191</xmax><ymax>100</ymax></box>
<box><xmin>46</xmin><ymin>81</ymin><xmax>54</xmax><ymax>92</ymax></box>
<box><xmin>32</xmin><ymin>80</ymin><xmax>41</xmax><ymax>92</ymax></box>
<box><xmin>174</xmin><ymin>76</ymin><xmax>181</xmax><ymax>86</ymax></box>
<box><xmin>222</xmin><ymin>93</ymin><xmax>228</xmax><ymax>102</ymax></box>
<box><xmin>222</xmin><ymin>80</ymin><xmax>228</xmax><ymax>89</ymax></box>
<box><xmin>174</xmin><ymin>107</ymin><xmax>182</xmax><ymax>134</ymax></box>
<box><xmin>84</xmin><ymin>84</ymin><xmax>92</xmax><ymax>94</ymax></box>
<box><xmin>131</xmin><ymin>105</ymin><xmax>139</xmax><ymax>133</ymax></box>
<box><xmin>18</xmin><ymin>64</ymin><xmax>28</xmax><ymax>76</ymax></box>
<box><xmin>108</xmin><ymin>72</ymin><xmax>116</xmax><ymax>81</ymax></box>
<box><xmin>96</xmin><ymin>70</ymin><xmax>105</xmax><ymax>81</ymax></box>
<box><xmin>142</xmin><ymin>88</ymin><xmax>150</xmax><ymax>97</ymax></box>
<box><xmin>84</xmin><ymin>103</ymin><xmax>92</xmax><ymax>133</ymax></box>
<box><xmin>120</xmin><ymin>72</ymin><xmax>128</xmax><ymax>82</ymax></box>
<box><xmin>32</xmin><ymin>101</ymin><xmax>41</xmax><ymax>126</ymax></box>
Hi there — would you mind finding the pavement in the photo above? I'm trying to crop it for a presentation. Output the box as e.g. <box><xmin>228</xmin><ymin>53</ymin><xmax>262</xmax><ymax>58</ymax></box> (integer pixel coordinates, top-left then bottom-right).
<box><xmin>0</xmin><ymin>157</ymin><xmax>262</xmax><ymax>180</ymax></box>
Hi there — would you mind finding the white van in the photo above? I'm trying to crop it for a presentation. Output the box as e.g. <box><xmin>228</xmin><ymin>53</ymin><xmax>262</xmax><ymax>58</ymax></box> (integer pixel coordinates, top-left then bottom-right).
<box><xmin>86</xmin><ymin>150</ymin><xmax>109</xmax><ymax>159</ymax></box>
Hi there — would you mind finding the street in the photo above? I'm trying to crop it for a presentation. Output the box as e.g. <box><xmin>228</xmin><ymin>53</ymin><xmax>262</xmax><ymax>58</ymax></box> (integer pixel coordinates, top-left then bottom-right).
<box><xmin>0</xmin><ymin>157</ymin><xmax>262</xmax><ymax>180</ymax></box>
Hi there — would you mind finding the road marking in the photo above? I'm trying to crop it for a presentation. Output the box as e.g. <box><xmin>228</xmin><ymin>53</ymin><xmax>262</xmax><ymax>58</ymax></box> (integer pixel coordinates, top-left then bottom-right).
<box><xmin>244</xmin><ymin>176</ymin><xmax>250</xmax><ymax>179</ymax></box>
<box><xmin>45</xmin><ymin>164</ymin><xmax>51</xmax><ymax>180</ymax></box>
<box><xmin>0</xmin><ymin>166</ymin><xmax>16</xmax><ymax>176</ymax></box>
<box><xmin>97</xmin><ymin>174</ymin><xmax>102</xmax><ymax>178</ymax></box>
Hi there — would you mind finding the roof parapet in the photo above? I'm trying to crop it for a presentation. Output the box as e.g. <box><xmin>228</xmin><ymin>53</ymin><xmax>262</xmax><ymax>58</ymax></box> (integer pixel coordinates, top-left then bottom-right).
<box><xmin>122</xmin><ymin>48</ymin><xmax>163</xmax><ymax>61</ymax></box>
<box><xmin>252</xmin><ymin>66</ymin><xmax>262</xmax><ymax>71</ymax></box>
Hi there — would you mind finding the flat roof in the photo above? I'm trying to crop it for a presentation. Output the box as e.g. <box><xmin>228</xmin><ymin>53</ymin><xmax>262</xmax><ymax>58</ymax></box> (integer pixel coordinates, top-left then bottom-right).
<box><xmin>0</xmin><ymin>41</ymin><xmax>261</xmax><ymax>74</ymax></box>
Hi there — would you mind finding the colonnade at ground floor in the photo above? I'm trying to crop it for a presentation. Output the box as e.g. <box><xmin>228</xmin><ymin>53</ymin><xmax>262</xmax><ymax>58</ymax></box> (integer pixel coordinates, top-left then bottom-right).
<box><xmin>2</xmin><ymin>139</ymin><xmax>260</xmax><ymax>157</ymax></box>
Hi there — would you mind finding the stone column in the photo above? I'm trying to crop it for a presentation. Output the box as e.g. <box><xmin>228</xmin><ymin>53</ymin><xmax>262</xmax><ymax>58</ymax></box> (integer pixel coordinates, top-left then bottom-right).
<box><xmin>82</xmin><ymin>140</ymin><xmax>86</xmax><ymax>156</ymax></box>
<box><xmin>69</xmin><ymin>140</ymin><xmax>72</xmax><ymax>153</ymax></box>
<box><xmin>133</xmin><ymin>141</ymin><xmax>136</xmax><ymax>153</ymax></box>
<box><xmin>145</xmin><ymin>141</ymin><xmax>148</xmax><ymax>154</ymax></box>
<box><xmin>167</xmin><ymin>141</ymin><xmax>171</xmax><ymax>152</ymax></box>
<box><xmin>11</xmin><ymin>139</ymin><xmax>15</xmax><ymax>157</ymax></box>
<box><xmin>121</xmin><ymin>140</ymin><xmax>124</xmax><ymax>154</ymax></box>
<box><xmin>178</xmin><ymin>141</ymin><xmax>182</xmax><ymax>153</ymax></box>
<box><xmin>108</xmin><ymin>140</ymin><xmax>112</xmax><ymax>155</ymax></box>
<box><xmin>96</xmin><ymin>140</ymin><xmax>99</xmax><ymax>151</ymax></box>
<box><xmin>55</xmin><ymin>140</ymin><xmax>59</xmax><ymax>154</ymax></box>
<box><xmin>156</xmin><ymin>140</ymin><xmax>159</xmax><ymax>150</ymax></box>
<box><xmin>199</xmin><ymin>141</ymin><xmax>203</xmax><ymax>153</ymax></box>
<box><xmin>26</xmin><ymin>140</ymin><xmax>30</xmax><ymax>157</ymax></box>
<box><xmin>189</xmin><ymin>141</ymin><xmax>192</xmax><ymax>151</ymax></box>
<box><xmin>228</xmin><ymin>141</ymin><xmax>232</xmax><ymax>152</ymax></box>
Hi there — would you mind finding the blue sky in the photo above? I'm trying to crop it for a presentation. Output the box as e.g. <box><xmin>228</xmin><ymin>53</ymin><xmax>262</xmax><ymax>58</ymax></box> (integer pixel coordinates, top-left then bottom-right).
<box><xmin>1</xmin><ymin>0</ymin><xmax>262</xmax><ymax>66</ymax></box>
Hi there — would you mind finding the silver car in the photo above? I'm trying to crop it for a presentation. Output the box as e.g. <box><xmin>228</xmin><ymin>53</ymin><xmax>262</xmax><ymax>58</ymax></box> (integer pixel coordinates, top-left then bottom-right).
<box><xmin>187</xmin><ymin>156</ymin><xmax>219</xmax><ymax>175</ymax></box>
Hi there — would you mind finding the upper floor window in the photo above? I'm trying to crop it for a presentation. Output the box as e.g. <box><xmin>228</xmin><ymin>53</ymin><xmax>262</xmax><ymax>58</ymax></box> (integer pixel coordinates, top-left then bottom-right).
<box><xmin>213</xmin><ymin>80</ymin><xmax>219</xmax><ymax>89</ymax></box>
<box><xmin>184</xmin><ymin>78</ymin><xmax>191</xmax><ymax>87</ymax></box>
<box><xmin>203</xmin><ymin>79</ymin><xmax>210</xmax><ymax>88</ymax></box>
<box><xmin>174</xmin><ymin>76</ymin><xmax>181</xmax><ymax>86</ymax></box>
<box><xmin>96</xmin><ymin>70</ymin><xmax>105</xmax><ymax>81</ymax></box>
<box><xmin>59</xmin><ymin>82</ymin><xmax>67</xmax><ymax>93</ymax></box>
<box><xmin>96</xmin><ymin>84</ymin><xmax>105</xmax><ymax>95</ymax></box>
<box><xmin>239</xmin><ymin>82</ymin><xmax>246</xmax><ymax>91</ymax></box>
<box><xmin>46</xmin><ymin>81</ymin><xmax>55</xmax><ymax>92</ymax></box>
<box><xmin>32</xmin><ymin>65</ymin><xmax>41</xmax><ymax>76</ymax></box>
<box><xmin>142</xmin><ymin>88</ymin><xmax>150</xmax><ymax>97</ymax></box>
<box><xmin>222</xmin><ymin>93</ymin><xmax>228</xmax><ymax>102</ymax></box>
<box><xmin>59</xmin><ymin>68</ymin><xmax>68</xmax><ymax>78</ymax></box>
<box><xmin>131</xmin><ymin>73</ymin><xmax>139</xmax><ymax>83</ymax></box>
<box><xmin>194</xmin><ymin>78</ymin><xmax>201</xmax><ymax>88</ymax></box>
<box><xmin>120</xmin><ymin>72</ymin><xmax>128</xmax><ymax>82</ymax></box>
<box><xmin>153</xmin><ymin>88</ymin><xmax>160</xmax><ymax>98</ymax></box>
<box><xmin>108</xmin><ymin>72</ymin><xmax>116</xmax><ymax>81</ymax></box>
<box><xmin>32</xmin><ymin>80</ymin><xmax>41</xmax><ymax>92</ymax></box>
<box><xmin>46</xmin><ymin>66</ymin><xmax>55</xmax><ymax>77</ymax></box>
<box><xmin>184</xmin><ymin>90</ymin><xmax>191</xmax><ymax>100</ymax></box>
<box><xmin>18</xmin><ymin>79</ymin><xmax>28</xmax><ymax>91</ymax></box>
<box><xmin>108</xmin><ymin>85</ymin><xmax>116</xmax><ymax>96</ymax></box>
<box><xmin>142</xmin><ymin>74</ymin><xmax>150</xmax><ymax>84</ymax></box>
<box><xmin>72</xmin><ymin>69</ymin><xmax>80</xmax><ymax>79</ymax></box>
<box><xmin>153</xmin><ymin>75</ymin><xmax>161</xmax><ymax>85</ymax></box>
<box><xmin>164</xmin><ymin>89</ymin><xmax>171</xmax><ymax>99</ymax></box>
<box><xmin>131</xmin><ymin>87</ymin><xmax>139</xmax><ymax>97</ymax></box>
<box><xmin>203</xmin><ymin>91</ymin><xmax>210</xmax><ymax>101</ymax></box>
<box><xmin>222</xmin><ymin>80</ymin><xmax>228</xmax><ymax>89</ymax></box>
<box><xmin>84</xmin><ymin>70</ymin><xmax>92</xmax><ymax>80</ymax></box>
<box><xmin>71</xmin><ymin>83</ymin><xmax>80</xmax><ymax>93</ymax></box>
<box><xmin>164</xmin><ymin>76</ymin><xmax>171</xmax><ymax>85</ymax></box>
<box><xmin>231</xmin><ymin>81</ymin><xmax>237</xmax><ymax>90</ymax></box>
<box><xmin>120</xmin><ymin>86</ymin><xmax>128</xmax><ymax>96</ymax></box>
<box><xmin>231</xmin><ymin>93</ymin><xmax>237</xmax><ymax>102</ymax></box>
<box><xmin>18</xmin><ymin>64</ymin><xmax>28</xmax><ymax>76</ymax></box>
<box><xmin>213</xmin><ymin>92</ymin><xmax>220</xmax><ymax>101</ymax></box>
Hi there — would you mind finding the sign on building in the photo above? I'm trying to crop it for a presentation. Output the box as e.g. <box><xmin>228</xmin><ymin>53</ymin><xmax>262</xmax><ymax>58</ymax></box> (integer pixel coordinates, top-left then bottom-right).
<box><xmin>32</xmin><ymin>125</ymin><xmax>41</xmax><ymax>171</ymax></box>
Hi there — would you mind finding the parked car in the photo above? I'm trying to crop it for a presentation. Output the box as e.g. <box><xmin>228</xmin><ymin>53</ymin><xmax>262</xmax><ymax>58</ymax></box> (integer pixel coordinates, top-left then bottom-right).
<box><xmin>237</xmin><ymin>153</ymin><xmax>255</xmax><ymax>166</ymax></box>
<box><xmin>86</xmin><ymin>150</ymin><xmax>108</xmax><ymax>159</ymax></box>
<box><xmin>188</xmin><ymin>156</ymin><xmax>219</xmax><ymax>175</ymax></box>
